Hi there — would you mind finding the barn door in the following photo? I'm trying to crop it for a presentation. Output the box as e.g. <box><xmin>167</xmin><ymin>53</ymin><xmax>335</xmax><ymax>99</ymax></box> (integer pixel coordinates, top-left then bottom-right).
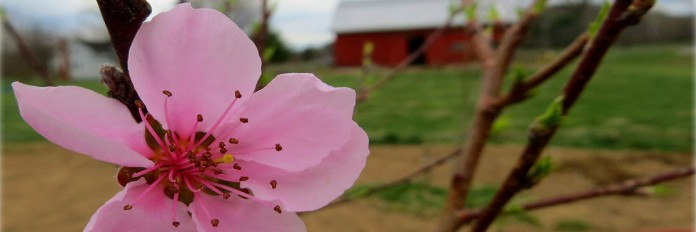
<box><xmin>408</xmin><ymin>35</ymin><xmax>427</xmax><ymax>65</ymax></box>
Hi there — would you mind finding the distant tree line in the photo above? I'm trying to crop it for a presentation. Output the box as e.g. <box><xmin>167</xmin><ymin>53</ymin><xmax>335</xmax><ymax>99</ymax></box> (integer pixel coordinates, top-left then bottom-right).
<box><xmin>523</xmin><ymin>2</ymin><xmax>693</xmax><ymax>48</ymax></box>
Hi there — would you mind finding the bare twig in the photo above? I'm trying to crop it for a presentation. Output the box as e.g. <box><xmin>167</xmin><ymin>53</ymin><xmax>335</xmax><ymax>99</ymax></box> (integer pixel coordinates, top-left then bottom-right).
<box><xmin>470</xmin><ymin>1</ymin><xmax>655</xmax><ymax>230</ymax></box>
<box><xmin>96</xmin><ymin>0</ymin><xmax>151</xmax><ymax>122</ymax></box>
<box><xmin>96</xmin><ymin>0</ymin><xmax>151</xmax><ymax>73</ymax></box>
<box><xmin>2</xmin><ymin>15</ymin><xmax>54</xmax><ymax>86</ymax></box>
<box><xmin>458</xmin><ymin>167</ymin><xmax>694</xmax><ymax>223</ymax></box>
<box><xmin>355</xmin><ymin>7</ymin><xmax>464</xmax><ymax>103</ymax></box>
<box><xmin>437</xmin><ymin>1</ymin><xmax>544</xmax><ymax>231</ymax></box>
<box><xmin>322</xmin><ymin>148</ymin><xmax>463</xmax><ymax>209</ymax></box>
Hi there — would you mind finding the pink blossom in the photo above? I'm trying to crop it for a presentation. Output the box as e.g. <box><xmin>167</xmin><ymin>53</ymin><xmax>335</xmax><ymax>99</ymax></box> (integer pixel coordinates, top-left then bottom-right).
<box><xmin>12</xmin><ymin>4</ymin><xmax>368</xmax><ymax>232</ymax></box>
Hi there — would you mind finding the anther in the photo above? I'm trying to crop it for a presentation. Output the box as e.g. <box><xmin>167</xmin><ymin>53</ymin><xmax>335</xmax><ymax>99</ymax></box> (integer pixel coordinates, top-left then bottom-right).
<box><xmin>219</xmin><ymin>148</ymin><xmax>227</xmax><ymax>154</ymax></box>
<box><xmin>235</xmin><ymin>90</ymin><xmax>242</xmax><ymax>99</ymax></box>
<box><xmin>275</xmin><ymin>143</ymin><xmax>283</xmax><ymax>151</ymax></box>
<box><xmin>123</xmin><ymin>204</ymin><xmax>133</xmax><ymax>210</ymax></box>
<box><xmin>168</xmin><ymin>144</ymin><xmax>176</xmax><ymax>152</ymax></box>
<box><xmin>274</xmin><ymin>205</ymin><xmax>282</xmax><ymax>214</ymax></box>
<box><xmin>197</xmin><ymin>114</ymin><xmax>203</xmax><ymax>122</ymax></box>
<box><xmin>211</xmin><ymin>219</ymin><xmax>220</xmax><ymax>227</ymax></box>
<box><xmin>270</xmin><ymin>180</ymin><xmax>278</xmax><ymax>189</ymax></box>
<box><xmin>134</xmin><ymin>100</ymin><xmax>144</xmax><ymax>109</ymax></box>
<box><xmin>223</xmin><ymin>192</ymin><xmax>231</xmax><ymax>199</ymax></box>
<box><xmin>233</xmin><ymin>163</ymin><xmax>242</xmax><ymax>170</ymax></box>
<box><xmin>213</xmin><ymin>169</ymin><xmax>224</xmax><ymax>175</ymax></box>
<box><xmin>162</xmin><ymin>90</ymin><xmax>173</xmax><ymax>97</ymax></box>
<box><xmin>228</xmin><ymin>138</ymin><xmax>239</xmax><ymax>144</ymax></box>
<box><xmin>239</xmin><ymin>117</ymin><xmax>249</xmax><ymax>123</ymax></box>
<box><xmin>239</xmin><ymin>176</ymin><xmax>249</xmax><ymax>181</ymax></box>
<box><xmin>172</xmin><ymin>221</ymin><xmax>180</xmax><ymax>227</ymax></box>
<box><xmin>185</xmin><ymin>151</ymin><xmax>194</xmax><ymax>159</ymax></box>
<box><xmin>218</xmin><ymin>142</ymin><xmax>226</xmax><ymax>148</ymax></box>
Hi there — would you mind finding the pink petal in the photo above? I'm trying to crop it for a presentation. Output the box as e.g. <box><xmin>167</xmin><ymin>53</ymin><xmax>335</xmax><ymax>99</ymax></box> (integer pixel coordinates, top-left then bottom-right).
<box><xmin>84</xmin><ymin>180</ymin><xmax>196</xmax><ymax>232</ymax></box>
<box><xmin>189</xmin><ymin>193</ymin><xmax>306</xmax><ymax>232</ymax></box>
<box><xmin>230</xmin><ymin>73</ymin><xmax>356</xmax><ymax>172</ymax></box>
<box><xmin>238</xmin><ymin>123</ymin><xmax>369</xmax><ymax>212</ymax></box>
<box><xmin>12</xmin><ymin>82</ymin><xmax>153</xmax><ymax>167</ymax></box>
<box><xmin>129</xmin><ymin>3</ymin><xmax>261</xmax><ymax>137</ymax></box>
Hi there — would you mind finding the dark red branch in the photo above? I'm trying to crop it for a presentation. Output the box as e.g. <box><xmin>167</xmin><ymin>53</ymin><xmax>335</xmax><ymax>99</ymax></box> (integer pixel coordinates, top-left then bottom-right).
<box><xmin>469</xmin><ymin>1</ymin><xmax>655</xmax><ymax>231</ymax></box>
<box><xmin>96</xmin><ymin>0</ymin><xmax>151</xmax><ymax>73</ymax></box>
<box><xmin>96</xmin><ymin>0</ymin><xmax>151</xmax><ymax>122</ymax></box>
<box><xmin>458</xmin><ymin>167</ymin><xmax>694</xmax><ymax>223</ymax></box>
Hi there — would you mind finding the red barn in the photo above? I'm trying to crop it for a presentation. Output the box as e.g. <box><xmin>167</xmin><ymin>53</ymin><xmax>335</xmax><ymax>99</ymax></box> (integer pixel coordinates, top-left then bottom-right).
<box><xmin>332</xmin><ymin>0</ymin><xmax>512</xmax><ymax>67</ymax></box>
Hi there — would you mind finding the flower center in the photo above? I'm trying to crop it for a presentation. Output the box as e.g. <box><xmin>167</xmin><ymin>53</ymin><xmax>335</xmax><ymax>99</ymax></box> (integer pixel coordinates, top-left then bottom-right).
<box><xmin>117</xmin><ymin>90</ymin><xmax>282</xmax><ymax>228</ymax></box>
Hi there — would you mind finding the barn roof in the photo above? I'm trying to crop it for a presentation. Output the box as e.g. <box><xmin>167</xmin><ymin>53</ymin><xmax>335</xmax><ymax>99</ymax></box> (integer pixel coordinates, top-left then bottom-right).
<box><xmin>333</xmin><ymin>0</ymin><xmax>518</xmax><ymax>34</ymax></box>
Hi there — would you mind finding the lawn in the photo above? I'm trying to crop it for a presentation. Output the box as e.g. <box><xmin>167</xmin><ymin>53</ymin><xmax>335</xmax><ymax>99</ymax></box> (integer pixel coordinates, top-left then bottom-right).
<box><xmin>2</xmin><ymin>44</ymin><xmax>692</xmax><ymax>152</ymax></box>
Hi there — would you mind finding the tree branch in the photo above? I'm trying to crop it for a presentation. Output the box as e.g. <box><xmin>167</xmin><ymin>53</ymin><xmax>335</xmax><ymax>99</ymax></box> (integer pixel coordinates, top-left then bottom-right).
<box><xmin>96</xmin><ymin>0</ymin><xmax>151</xmax><ymax>122</ymax></box>
<box><xmin>437</xmin><ymin>1</ymin><xmax>544</xmax><ymax>231</ymax></box>
<box><xmin>458</xmin><ymin>167</ymin><xmax>694</xmax><ymax>223</ymax></box>
<box><xmin>469</xmin><ymin>1</ymin><xmax>655</xmax><ymax>231</ymax></box>
<box><xmin>494</xmin><ymin>33</ymin><xmax>589</xmax><ymax>107</ymax></box>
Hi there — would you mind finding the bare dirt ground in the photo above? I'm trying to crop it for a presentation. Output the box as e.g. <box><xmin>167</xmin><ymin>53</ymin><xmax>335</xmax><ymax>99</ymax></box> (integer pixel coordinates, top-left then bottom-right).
<box><xmin>2</xmin><ymin>143</ymin><xmax>693</xmax><ymax>232</ymax></box>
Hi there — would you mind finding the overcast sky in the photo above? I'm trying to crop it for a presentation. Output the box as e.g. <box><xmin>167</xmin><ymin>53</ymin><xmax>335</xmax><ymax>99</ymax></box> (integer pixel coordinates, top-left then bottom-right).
<box><xmin>3</xmin><ymin>0</ymin><xmax>694</xmax><ymax>50</ymax></box>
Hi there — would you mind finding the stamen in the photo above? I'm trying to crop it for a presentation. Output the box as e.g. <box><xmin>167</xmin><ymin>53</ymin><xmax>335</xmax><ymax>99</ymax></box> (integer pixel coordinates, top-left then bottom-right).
<box><xmin>228</xmin><ymin>138</ymin><xmax>239</xmax><ymax>144</ymax></box>
<box><xmin>171</xmin><ymin>191</ymin><xmax>180</xmax><ymax>227</ymax></box>
<box><xmin>275</xmin><ymin>143</ymin><xmax>283</xmax><ymax>151</ymax></box>
<box><xmin>189</xmin><ymin>114</ymin><xmax>203</xmax><ymax>148</ymax></box>
<box><xmin>184</xmin><ymin>177</ymin><xmax>202</xmax><ymax>192</ymax></box>
<box><xmin>233</xmin><ymin>163</ymin><xmax>242</xmax><ymax>170</ymax></box>
<box><xmin>162</xmin><ymin>91</ymin><xmax>174</xmax><ymax>135</ymax></box>
<box><xmin>125</xmin><ymin>175</ymin><xmax>166</xmax><ymax>209</ymax></box>
<box><xmin>193</xmin><ymin>92</ymin><xmax>241</xmax><ymax>148</ymax></box>
<box><xmin>218</xmin><ymin>142</ymin><xmax>226</xmax><ymax>148</ymax></box>
<box><xmin>270</xmin><ymin>180</ymin><xmax>278</xmax><ymax>189</ymax></box>
<box><xmin>239</xmin><ymin>117</ymin><xmax>249</xmax><ymax>123</ymax></box>
<box><xmin>235</xmin><ymin>90</ymin><xmax>242</xmax><ymax>99</ymax></box>
<box><xmin>274</xmin><ymin>205</ymin><xmax>282</xmax><ymax>214</ymax></box>
<box><xmin>239</xmin><ymin>176</ymin><xmax>249</xmax><ymax>181</ymax></box>
<box><xmin>207</xmin><ymin>182</ymin><xmax>262</xmax><ymax>204</ymax></box>
<box><xmin>137</xmin><ymin>108</ymin><xmax>166</xmax><ymax>151</ymax></box>
<box><xmin>193</xmin><ymin>177</ymin><xmax>224</xmax><ymax>195</ymax></box>
<box><xmin>192</xmin><ymin>191</ymin><xmax>218</xmax><ymax>228</ymax></box>
<box><xmin>234</xmin><ymin>146</ymin><xmax>281</xmax><ymax>155</ymax></box>
<box><xmin>132</xmin><ymin>163</ymin><xmax>164</xmax><ymax>178</ymax></box>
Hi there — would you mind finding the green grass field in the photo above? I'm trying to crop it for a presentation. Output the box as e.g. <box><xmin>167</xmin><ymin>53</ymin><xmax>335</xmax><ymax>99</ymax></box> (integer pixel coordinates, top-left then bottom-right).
<box><xmin>3</xmin><ymin>44</ymin><xmax>692</xmax><ymax>152</ymax></box>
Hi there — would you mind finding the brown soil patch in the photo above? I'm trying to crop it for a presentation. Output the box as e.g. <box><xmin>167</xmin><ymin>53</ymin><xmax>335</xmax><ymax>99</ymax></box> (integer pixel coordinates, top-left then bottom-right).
<box><xmin>2</xmin><ymin>143</ymin><xmax>693</xmax><ymax>231</ymax></box>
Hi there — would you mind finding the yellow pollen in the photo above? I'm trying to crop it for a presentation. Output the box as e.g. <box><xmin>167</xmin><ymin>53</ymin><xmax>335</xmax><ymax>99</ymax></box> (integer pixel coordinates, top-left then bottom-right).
<box><xmin>214</xmin><ymin>154</ymin><xmax>235</xmax><ymax>163</ymax></box>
